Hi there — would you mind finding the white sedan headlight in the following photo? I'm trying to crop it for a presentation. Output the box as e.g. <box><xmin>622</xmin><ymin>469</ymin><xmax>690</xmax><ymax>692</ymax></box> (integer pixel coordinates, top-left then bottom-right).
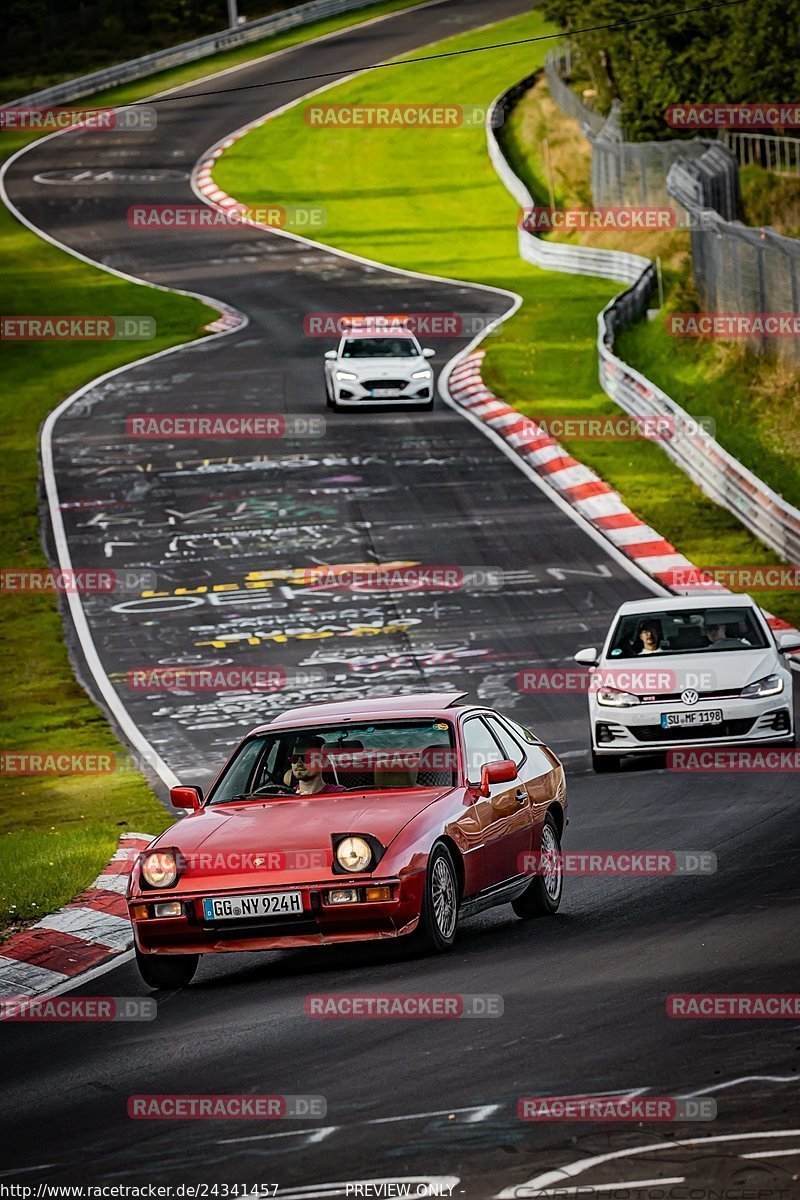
<box><xmin>336</xmin><ymin>836</ymin><xmax>373</xmax><ymax>872</ymax></box>
<box><xmin>597</xmin><ymin>687</ymin><xmax>641</xmax><ymax>708</ymax></box>
<box><xmin>741</xmin><ymin>674</ymin><xmax>783</xmax><ymax>698</ymax></box>
<box><xmin>335</xmin><ymin>370</ymin><xmax>358</xmax><ymax>381</ymax></box>
<box><xmin>142</xmin><ymin>850</ymin><xmax>178</xmax><ymax>888</ymax></box>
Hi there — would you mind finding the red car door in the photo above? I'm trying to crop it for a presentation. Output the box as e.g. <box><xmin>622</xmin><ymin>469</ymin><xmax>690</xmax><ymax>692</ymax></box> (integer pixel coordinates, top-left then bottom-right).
<box><xmin>460</xmin><ymin>715</ymin><xmax>533</xmax><ymax>887</ymax></box>
<box><xmin>486</xmin><ymin>715</ymin><xmax>559</xmax><ymax>858</ymax></box>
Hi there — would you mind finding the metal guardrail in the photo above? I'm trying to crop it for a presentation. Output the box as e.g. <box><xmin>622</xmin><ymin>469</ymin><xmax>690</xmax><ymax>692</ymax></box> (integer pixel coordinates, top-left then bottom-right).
<box><xmin>7</xmin><ymin>0</ymin><xmax>380</xmax><ymax>108</ymax></box>
<box><xmin>720</xmin><ymin>130</ymin><xmax>800</xmax><ymax>175</ymax></box>
<box><xmin>543</xmin><ymin>47</ymin><xmax>608</xmax><ymax>139</ymax></box>
<box><xmin>486</xmin><ymin>76</ymin><xmax>800</xmax><ymax>565</ymax></box>
<box><xmin>488</xmin><ymin>74</ymin><xmax>650</xmax><ymax>286</ymax></box>
<box><xmin>667</xmin><ymin>151</ymin><xmax>800</xmax><ymax>366</ymax></box>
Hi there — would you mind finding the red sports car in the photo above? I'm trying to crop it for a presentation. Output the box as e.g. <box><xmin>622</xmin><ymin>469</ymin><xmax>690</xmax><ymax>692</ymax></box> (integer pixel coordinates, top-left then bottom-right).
<box><xmin>128</xmin><ymin>692</ymin><xmax>568</xmax><ymax>988</ymax></box>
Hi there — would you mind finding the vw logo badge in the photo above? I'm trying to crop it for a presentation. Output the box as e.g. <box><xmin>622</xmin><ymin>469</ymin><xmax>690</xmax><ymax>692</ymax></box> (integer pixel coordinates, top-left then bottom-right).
<box><xmin>681</xmin><ymin>689</ymin><xmax>699</xmax><ymax>705</ymax></box>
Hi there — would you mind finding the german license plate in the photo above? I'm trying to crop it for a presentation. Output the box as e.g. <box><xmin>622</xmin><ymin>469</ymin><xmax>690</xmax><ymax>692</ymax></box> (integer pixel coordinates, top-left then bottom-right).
<box><xmin>203</xmin><ymin>891</ymin><xmax>302</xmax><ymax>921</ymax></box>
<box><xmin>661</xmin><ymin>709</ymin><xmax>723</xmax><ymax>728</ymax></box>
<box><xmin>371</xmin><ymin>387</ymin><xmax>397</xmax><ymax>396</ymax></box>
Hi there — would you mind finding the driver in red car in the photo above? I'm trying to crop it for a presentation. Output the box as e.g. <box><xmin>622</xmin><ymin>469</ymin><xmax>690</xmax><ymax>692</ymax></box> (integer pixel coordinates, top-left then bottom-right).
<box><xmin>289</xmin><ymin>734</ymin><xmax>347</xmax><ymax>795</ymax></box>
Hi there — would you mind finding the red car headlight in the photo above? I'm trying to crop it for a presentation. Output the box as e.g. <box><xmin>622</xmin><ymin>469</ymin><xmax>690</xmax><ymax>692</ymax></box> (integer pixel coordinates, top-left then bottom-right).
<box><xmin>335</xmin><ymin>836</ymin><xmax>373</xmax><ymax>873</ymax></box>
<box><xmin>141</xmin><ymin>850</ymin><xmax>178</xmax><ymax>889</ymax></box>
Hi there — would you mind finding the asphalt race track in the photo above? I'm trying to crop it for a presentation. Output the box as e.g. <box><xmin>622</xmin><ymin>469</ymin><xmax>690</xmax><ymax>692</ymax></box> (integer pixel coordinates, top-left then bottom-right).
<box><xmin>2</xmin><ymin>0</ymin><xmax>799</xmax><ymax>1194</ymax></box>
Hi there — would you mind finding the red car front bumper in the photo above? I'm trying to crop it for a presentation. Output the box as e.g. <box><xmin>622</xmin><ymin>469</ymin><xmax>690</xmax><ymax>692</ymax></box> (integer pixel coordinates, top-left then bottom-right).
<box><xmin>130</xmin><ymin>873</ymin><xmax>424</xmax><ymax>955</ymax></box>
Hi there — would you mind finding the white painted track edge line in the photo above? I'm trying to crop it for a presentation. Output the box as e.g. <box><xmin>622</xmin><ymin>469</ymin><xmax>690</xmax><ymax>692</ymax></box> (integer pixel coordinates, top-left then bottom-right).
<box><xmin>495</xmin><ymin>1129</ymin><xmax>800</xmax><ymax>1198</ymax></box>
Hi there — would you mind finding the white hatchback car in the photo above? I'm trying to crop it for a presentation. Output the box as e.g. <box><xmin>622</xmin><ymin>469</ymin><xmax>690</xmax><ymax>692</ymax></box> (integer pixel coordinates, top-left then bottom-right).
<box><xmin>575</xmin><ymin>594</ymin><xmax>799</xmax><ymax>771</ymax></box>
<box><xmin>324</xmin><ymin>323</ymin><xmax>436</xmax><ymax>410</ymax></box>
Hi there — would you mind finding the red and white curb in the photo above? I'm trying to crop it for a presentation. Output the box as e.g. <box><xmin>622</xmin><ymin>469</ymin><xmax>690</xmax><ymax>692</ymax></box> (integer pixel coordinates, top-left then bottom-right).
<box><xmin>447</xmin><ymin>350</ymin><xmax>800</xmax><ymax>650</ymax></box>
<box><xmin>204</xmin><ymin>306</ymin><xmax>246</xmax><ymax>334</ymax></box>
<box><xmin>0</xmin><ymin>832</ymin><xmax>152</xmax><ymax>999</ymax></box>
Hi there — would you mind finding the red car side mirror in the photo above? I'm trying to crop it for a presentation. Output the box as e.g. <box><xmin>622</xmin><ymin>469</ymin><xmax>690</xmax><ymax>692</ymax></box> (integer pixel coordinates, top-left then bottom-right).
<box><xmin>170</xmin><ymin>785</ymin><xmax>203</xmax><ymax>811</ymax></box>
<box><xmin>479</xmin><ymin>758</ymin><xmax>516</xmax><ymax>796</ymax></box>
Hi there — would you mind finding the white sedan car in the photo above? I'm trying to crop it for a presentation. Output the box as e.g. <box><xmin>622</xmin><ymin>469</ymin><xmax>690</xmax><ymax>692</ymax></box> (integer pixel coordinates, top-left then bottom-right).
<box><xmin>574</xmin><ymin>594</ymin><xmax>799</xmax><ymax>772</ymax></box>
<box><xmin>324</xmin><ymin>324</ymin><xmax>436</xmax><ymax>410</ymax></box>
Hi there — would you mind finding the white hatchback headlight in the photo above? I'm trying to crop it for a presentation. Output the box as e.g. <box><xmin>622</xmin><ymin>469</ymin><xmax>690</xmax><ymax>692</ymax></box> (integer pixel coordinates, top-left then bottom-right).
<box><xmin>336</xmin><ymin>836</ymin><xmax>373</xmax><ymax>873</ymax></box>
<box><xmin>741</xmin><ymin>674</ymin><xmax>783</xmax><ymax>698</ymax></box>
<box><xmin>597</xmin><ymin>687</ymin><xmax>641</xmax><ymax>708</ymax></box>
<box><xmin>142</xmin><ymin>850</ymin><xmax>178</xmax><ymax>888</ymax></box>
<box><xmin>336</xmin><ymin>370</ymin><xmax>358</xmax><ymax>381</ymax></box>
<box><xmin>411</xmin><ymin>369</ymin><xmax>433</xmax><ymax>379</ymax></box>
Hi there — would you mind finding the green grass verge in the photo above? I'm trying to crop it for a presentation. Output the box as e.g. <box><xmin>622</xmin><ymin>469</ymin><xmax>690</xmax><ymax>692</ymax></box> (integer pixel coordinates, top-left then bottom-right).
<box><xmin>214</xmin><ymin>18</ymin><xmax>800</xmax><ymax>634</ymax></box>
<box><xmin>0</xmin><ymin>0</ymin><xmax>432</xmax><ymax>938</ymax></box>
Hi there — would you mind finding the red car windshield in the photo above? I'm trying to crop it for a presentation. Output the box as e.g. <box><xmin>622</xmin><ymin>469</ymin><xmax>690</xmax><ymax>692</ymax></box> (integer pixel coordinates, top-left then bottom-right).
<box><xmin>208</xmin><ymin>720</ymin><xmax>457</xmax><ymax>803</ymax></box>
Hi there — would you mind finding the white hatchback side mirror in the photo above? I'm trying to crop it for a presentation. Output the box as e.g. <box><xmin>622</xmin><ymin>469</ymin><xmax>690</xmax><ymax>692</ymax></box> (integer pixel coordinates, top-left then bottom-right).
<box><xmin>324</xmin><ymin>350</ymin><xmax>337</xmax><ymax>360</ymax></box>
<box><xmin>422</xmin><ymin>348</ymin><xmax>436</xmax><ymax>358</ymax></box>
<box><xmin>777</xmin><ymin>630</ymin><xmax>800</xmax><ymax>652</ymax></box>
<box><xmin>574</xmin><ymin>647</ymin><xmax>599</xmax><ymax>666</ymax></box>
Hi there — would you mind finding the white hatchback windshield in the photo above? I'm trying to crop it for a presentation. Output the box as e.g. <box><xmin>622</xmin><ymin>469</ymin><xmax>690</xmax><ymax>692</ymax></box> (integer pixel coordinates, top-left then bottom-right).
<box><xmin>608</xmin><ymin>607</ymin><xmax>768</xmax><ymax>658</ymax></box>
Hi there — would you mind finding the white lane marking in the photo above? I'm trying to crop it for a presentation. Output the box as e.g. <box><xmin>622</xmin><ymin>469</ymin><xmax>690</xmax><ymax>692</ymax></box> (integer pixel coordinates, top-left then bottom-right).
<box><xmin>216</xmin><ymin>1126</ymin><xmax>337</xmax><ymax>1146</ymax></box>
<box><xmin>680</xmin><ymin>1075</ymin><xmax>798</xmax><ymax>1098</ymax></box>
<box><xmin>366</xmin><ymin>1104</ymin><xmax>498</xmax><ymax>1125</ymax></box>
<box><xmin>462</xmin><ymin>1103</ymin><xmax>502</xmax><ymax>1122</ymax></box>
<box><xmin>531</xmin><ymin>1183</ymin><xmax>684</xmax><ymax>1197</ymax></box>
<box><xmin>741</xmin><ymin>1147</ymin><xmax>800</xmax><ymax>1159</ymax></box>
<box><xmin>0</xmin><ymin>1165</ymin><xmax>59</xmax><ymax>1178</ymax></box>
<box><xmin>495</xmin><ymin>1130</ymin><xmax>800</xmax><ymax>1198</ymax></box>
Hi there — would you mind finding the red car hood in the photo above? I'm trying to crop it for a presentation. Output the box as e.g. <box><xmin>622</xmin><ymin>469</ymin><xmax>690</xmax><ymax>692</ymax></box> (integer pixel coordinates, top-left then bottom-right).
<box><xmin>150</xmin><ymin>789</ymin><xmax>451</xmax><ymax>889</ymax></box>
